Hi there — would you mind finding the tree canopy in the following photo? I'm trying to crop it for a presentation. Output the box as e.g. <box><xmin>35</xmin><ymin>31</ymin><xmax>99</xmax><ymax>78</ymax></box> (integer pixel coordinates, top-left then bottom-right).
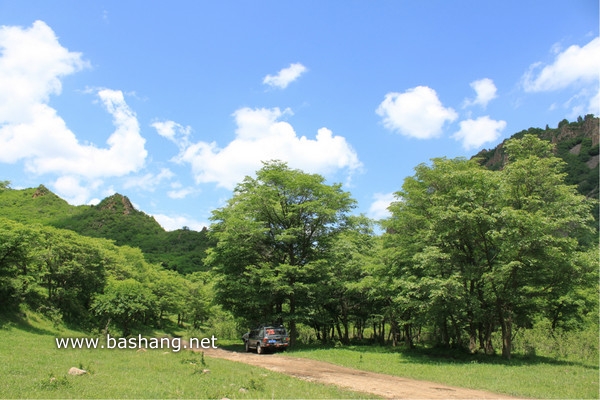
<box><xmin>382</xmin><ymin>135</ymin><xmax>596</xmax><ymax>358</ymax></box>
<box><xmin>207</xmin><ymin>160</ymin><xmax>356</xmax><ymax>344</ymax></box>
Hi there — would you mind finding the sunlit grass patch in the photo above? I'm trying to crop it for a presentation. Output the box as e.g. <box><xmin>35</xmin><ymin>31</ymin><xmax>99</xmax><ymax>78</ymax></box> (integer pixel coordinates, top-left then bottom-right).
<box><xmin>286</xmin><ymin>344</ymin><xmax>599</xmax><ymax>399</ymax></box>
<box><xmin>0</xmin><ymin>313</ymin><xmax>374</xmax><ymax>399</ymax></box>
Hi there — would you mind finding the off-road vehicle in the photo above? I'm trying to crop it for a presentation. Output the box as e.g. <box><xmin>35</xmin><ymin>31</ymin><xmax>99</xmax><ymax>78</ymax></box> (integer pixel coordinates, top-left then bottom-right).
<box><xmin>242</xmin><ymin>324</ymin><xmax>289</xmax><ymax>354</ymax></box>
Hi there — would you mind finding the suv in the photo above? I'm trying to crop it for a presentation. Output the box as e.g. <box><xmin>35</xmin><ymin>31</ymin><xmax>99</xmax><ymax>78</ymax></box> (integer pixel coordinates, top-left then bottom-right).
<box><xmin>242</xmin><ymin>324</ymin><xmax>290</xmax><ymax>354</ymax></box>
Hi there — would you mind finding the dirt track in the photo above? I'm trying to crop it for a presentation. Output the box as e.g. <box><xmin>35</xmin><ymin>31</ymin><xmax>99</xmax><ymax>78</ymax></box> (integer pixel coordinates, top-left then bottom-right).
<box><xmin>195</xmin><ymin>346</ymin><xmax>517</xmax><ymax>399</ymax></box>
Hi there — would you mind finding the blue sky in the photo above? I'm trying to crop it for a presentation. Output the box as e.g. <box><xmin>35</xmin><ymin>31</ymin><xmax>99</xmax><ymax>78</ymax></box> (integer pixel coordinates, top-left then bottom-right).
<box><xmin>0</xmin><ymin>1</ymin><xmax>598</xmax><ymax>230</ymax></box>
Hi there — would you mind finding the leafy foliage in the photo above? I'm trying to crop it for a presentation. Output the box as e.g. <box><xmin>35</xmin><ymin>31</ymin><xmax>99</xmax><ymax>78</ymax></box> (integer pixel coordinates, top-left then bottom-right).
<box><xmin>207</xmin><ymin>161</ymin><xmax>356</xmax><ymax>344</ymax></box>
<box><xmin>382</xmin><ymin>135</ymin><xmax>596</xmax><ymax>358</ymax></box>
<box><xmin>0</xmin><ymin>217</ymin><xmax>212</xmax><ymax>334</ymax></box>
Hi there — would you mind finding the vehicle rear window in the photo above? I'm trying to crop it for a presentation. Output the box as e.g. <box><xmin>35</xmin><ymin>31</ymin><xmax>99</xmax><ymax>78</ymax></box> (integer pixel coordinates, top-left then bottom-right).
<box><xmin>265</xmin><ymin>328</ymin><xmax>286</xmax><ymax>335</ymax></box>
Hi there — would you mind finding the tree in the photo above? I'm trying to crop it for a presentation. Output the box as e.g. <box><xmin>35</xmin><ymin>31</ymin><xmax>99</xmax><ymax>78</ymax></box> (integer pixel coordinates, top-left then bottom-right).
<box><xmin>313</xmin><ymin>215</ymin><xmax>378</xmax><ymax>344</ymax></box>
<box><xmin>491</xmin><ymin>135</ymin><xmax>594</xmax><ymax>358</ymax></box>
<box><xmin>92</xmin><ymin>278</ymin><xmax>157</xmax><ymax>335</ymax></box>
<box><xmin>207</xmin><ymin>161</ymin><xmax>356</xmax><ymax>344</ymax></box>
<box><xmin>383</xmin><ymin>135</ymin><xmax>595</xmax><ymax>358</ymax></box>
<box><xmin>384</xmin><ymin>157</ymin><xmax>500</xmax><ymax>351</ymax></box>
<box><xmin>0</xmin><ymin>218</ymin><xmax>41</xmax><ymax>310</ymax></box>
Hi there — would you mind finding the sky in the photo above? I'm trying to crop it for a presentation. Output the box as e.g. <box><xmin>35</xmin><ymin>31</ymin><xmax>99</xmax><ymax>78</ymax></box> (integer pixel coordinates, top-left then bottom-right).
<box><xmin>0</xmin><ymin>1</ymin><xmax>598</xmax><ymax>231</ymax></box>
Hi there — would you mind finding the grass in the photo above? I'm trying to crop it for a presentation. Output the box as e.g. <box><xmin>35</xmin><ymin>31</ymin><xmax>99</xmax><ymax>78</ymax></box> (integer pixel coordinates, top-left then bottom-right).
<box><xmin>278</xmin><ymin>344</ymin><xmax>599</xmax><ymax>399</ymax></box>
<box><xmin>0</xmin><ymin>313</ymin><xmax>373</xmax><ymax>399</ymax></box>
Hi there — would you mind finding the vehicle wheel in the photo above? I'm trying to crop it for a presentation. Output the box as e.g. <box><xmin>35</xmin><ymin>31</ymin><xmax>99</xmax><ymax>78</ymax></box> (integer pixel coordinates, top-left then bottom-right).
<box><xmin>256</xmin><ymin>343</ymin><xmax>263</xmax><ymax>354</ymax></box>
<box><xmin>245</xmin><ymin>341</ymin><xmax>250</xmax><ymax>352</ymax></box>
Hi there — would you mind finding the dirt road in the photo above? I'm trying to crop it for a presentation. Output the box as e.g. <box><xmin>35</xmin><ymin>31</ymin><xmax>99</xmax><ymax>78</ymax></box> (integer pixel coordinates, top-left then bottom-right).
<box><xmin>196</xmin><ymin>346</ymin><xmax>516</xmax><ymax>399</ymax></box>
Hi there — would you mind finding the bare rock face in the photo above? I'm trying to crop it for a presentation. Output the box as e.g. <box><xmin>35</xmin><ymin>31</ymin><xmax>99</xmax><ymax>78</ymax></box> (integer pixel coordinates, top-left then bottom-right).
<box><xmin>32</xmin><ymin>185</ymin><xmax>51</xmax><ymax>198</ymax></box>
<box><xmin>68</xmin><ymin>367</ymin><xmax>87</xmax><ymax>375</ymax></box>
<box><xmin>99</xmin><ymin>193</ymin><xmax>136</xmax><ymax>215</ymax></box>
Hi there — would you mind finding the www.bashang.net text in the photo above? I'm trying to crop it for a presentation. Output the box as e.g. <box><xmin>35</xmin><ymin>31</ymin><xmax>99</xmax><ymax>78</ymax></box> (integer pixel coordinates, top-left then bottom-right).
<box><xmin>55</xmin><ymin>334</ymin><xmax>217</xmax><ymax>352</ymax></box>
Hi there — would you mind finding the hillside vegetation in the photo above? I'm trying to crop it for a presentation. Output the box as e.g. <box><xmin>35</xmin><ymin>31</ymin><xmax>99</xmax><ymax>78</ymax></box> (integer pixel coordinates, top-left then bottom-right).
<box><xmin>0</xmin><ymin>185</ymin><xmax>212</xmax><ymax>274</ymax></box>
<box><xmin>475</xmin><ymin>114</ymin><xmax>599</xmax><ymax>201</ymax></box>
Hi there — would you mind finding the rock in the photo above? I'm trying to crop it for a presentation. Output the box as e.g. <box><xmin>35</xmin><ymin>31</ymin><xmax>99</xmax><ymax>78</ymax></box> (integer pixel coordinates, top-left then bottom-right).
<box><xmin>238</xmin><ymin>388</ymin><xmax>248</xmax><ymax>393</ymax></box>
<box><xmin>68</xmin><ymin>367</ymin><xmax>87</xmax><ymax>375</ymax></box>
<box><xmin>202</xmin><ymin>369</ymin><xmax>210</xmax><ymax>374</ymax></box>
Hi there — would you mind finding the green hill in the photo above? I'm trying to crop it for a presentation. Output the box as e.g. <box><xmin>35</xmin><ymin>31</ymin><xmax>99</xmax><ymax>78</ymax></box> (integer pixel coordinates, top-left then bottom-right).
<box><xmin>0</xmin><ymin>186</ymin><xmax>212</xmax><ymax>274</ymax></box>
<box><xmin>0</xmin><ymin>183</ymin><xmax>88</xmax><ymax>225</ymax></box>
<box><xmin>474</xmin><ymin>114</ymin><xmax>599</xmax><ymax>200</ymax></box>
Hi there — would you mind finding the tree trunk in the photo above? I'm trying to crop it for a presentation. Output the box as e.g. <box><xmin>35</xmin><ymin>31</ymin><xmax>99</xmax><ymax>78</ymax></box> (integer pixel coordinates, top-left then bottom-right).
<box><xmin>289</xmin><ymin>296</ymin><xmax>297</xmax><ymax>347</ymax></box>
<box><xmin>501</xmin><ymin>318</ymin><xmax>512</xmax><ymax>359</ymax></box>
<box><xmin>499</xmin><ymin>309</ymin><xmax>513</xmax><ymax>359</ymax></box>
<box><xmin>335</xmin><ymin>320</ymin><xmax>344</xmax><ymax>343</ymax></box>
<box><xmin>468</xmin><ymin>323</ymin><xmax>478</xmax><ymax>353</ymax></box>
<box><xmin>403</xmin><ymin>323</ymin><xmax>414</xmax><ymax>348</ymax></box>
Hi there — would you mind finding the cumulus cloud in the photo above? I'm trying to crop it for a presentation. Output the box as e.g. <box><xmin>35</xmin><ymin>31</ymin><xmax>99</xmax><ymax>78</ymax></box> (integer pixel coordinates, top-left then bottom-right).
<box><xmin>152</xmin><ymin>213</ymin><xmax>208</xmax><ymax>232</ymax></box>
<box><xmin>368</xmin><ymin>192</ymin><xmax>395</xmax><ymax>220</ymax></box>
<box><xmin>123</xmin><ymin>168</ymin><xmax>174</xmax><ymax>191</ymax></box>
<box><xmin>522</xmin><ymin>37</ymin><xmax>600</xmax><ymax>115</ymax></box>
<box><xmin>464</xmin><ymin>78</ymin><xmax>497</xmax><ymax>108</ymax></box>
<box><xmin>376</xmin><ymin>86</ymin><xmax>458</xmax><ymax>139</ymax></box>
<box><xmin>453</xmin><ymin>116</ymin><xmax>506</xmax><ymax>150</ymax></box>
<box><xmin>523</xmin><ymin>37</ymin><xmax>600</xmax><ymax>92</ymax></box>
<box><xmin>0</xmin><ymin>20</ymin><xmax>89</xmax><ymax>122</ymax></box>
<box><xmin>151</xmin><ymin>120</ymin><xmax>192</xmax><ymax>150</ymax></box>
<box><xmin>52</xmin><ymin>176</ymin><xmax>96</xmax><ymax>205</ymax></box>
<box><xmin>263</xmin><ymin>62</ymin><xmax>307</xmax><ymax>89</ymax></box>
<box><xmin>0</xmin><ymin>21</ymin><xmax>148</xmax><ymax>185</ymax></box>
<box><xmin>159</xmin><ymin>107</ymin><xmax>362</xmax><ymax>190</ymax></box>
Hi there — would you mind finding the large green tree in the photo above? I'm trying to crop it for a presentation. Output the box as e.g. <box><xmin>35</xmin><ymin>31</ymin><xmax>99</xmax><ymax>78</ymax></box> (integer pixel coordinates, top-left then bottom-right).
<box><xmin>206</xmin><ymin>161</ymin><xmax>356</xmax><ymax>344</ymax></box>
<box><xmin>383</xmin><ymin>135</ymin><xmax>595</xmax><ymax>358</ymax></box>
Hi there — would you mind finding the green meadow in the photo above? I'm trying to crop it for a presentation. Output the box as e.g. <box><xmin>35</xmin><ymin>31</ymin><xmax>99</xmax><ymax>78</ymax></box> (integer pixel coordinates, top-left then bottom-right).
<box><xmin>0</xmin><ymin>313</ymin><xmax>371</xmax><ymax>399</ymax></box>
<box><xmin>283</xmin><ymin>344</ymin><xmax>599</xmax><ymax>399</ymax></box>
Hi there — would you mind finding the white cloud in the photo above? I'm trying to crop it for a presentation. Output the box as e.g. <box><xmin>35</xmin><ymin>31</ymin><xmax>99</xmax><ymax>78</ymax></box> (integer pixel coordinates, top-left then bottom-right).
<box><xmin>52</xmin><ymin>176</ymin><xmax>102</xmax><ymax>205</ymax></box>
<box><xmin>152</xmin><ymin>213</ymin><xmax>208</xmax><ymax>232</ymax></box>
<box><xmin>263</xmin><ymin>62</ymin><xmax>307</xmax><ymax>89</ymax></box>
<box><xmin>123</xmin><ymin>168</ymin><xmax>174</xmax><ymax>191</ymax></box>
<box><xmin>0</xmin><ymin>21</ymin><xmax>148</xmax><ymax>185</ymax></box>
<box><xmin>368</xmin><ymin>192</ymin><xmax>395</xmax><ymax>220</ymax></box>
<box><xmin>167</xmin><ymin>107</ymin><xmax>361</xmax><ymax>190</ymax></box>
<box><xmin>589</xmin><ymin>90</ymin><xmax>600</xmax><ymax>116</ymax></box>
<box><xmin>151</xmin><ymin>120</ymin><xmax>191</xmax><ymax>150</ymax></box>
<box><xmin>376</xmin><ymin>86</ymin><xmax>458</xmax><ymax>139</ymax></box>
<box><xmin>453</xmin><ymin>116</ymin><xmax>506</xmax><ymax>150</ymax></box>
<box><xmin>464</xmin><ymin>78</ymin><xmax>497</xmax><ymax>108</ymax></box>
<box><xmin>523</xmin><ymin>37</ymin><xmax>600</xmax><ymax>92</ymax></box>
<box><xmin>0</xmin><ymin>20</ymin><xmax>89</xmax><ymax>123</ymax></box>
<box><xmin>167</xmin><ymin>187</ymin><xmax>195</xmax><ymax>199</ymax></box>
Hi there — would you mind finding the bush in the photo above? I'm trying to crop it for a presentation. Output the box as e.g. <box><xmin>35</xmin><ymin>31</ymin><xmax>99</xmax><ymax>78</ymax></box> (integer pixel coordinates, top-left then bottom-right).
<box><xmin>512</xmin><ymin>320</ymin><xmax>599</xmax><ymax>364</ymax></box>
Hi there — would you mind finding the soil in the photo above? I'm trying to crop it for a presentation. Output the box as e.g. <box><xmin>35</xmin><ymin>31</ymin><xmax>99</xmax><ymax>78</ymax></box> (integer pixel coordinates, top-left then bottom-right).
<box><xmin>193</xmin><ymin>346</ymin><xmax>517</xmax><ymax>399</ymax></box>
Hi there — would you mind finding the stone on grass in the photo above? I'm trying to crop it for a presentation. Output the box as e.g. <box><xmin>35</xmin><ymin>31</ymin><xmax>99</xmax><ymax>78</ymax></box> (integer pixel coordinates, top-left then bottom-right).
<box><xmin>68</xmin><ymin>367</ymin><xmax>86</xmax><ymax>375</ymax></box>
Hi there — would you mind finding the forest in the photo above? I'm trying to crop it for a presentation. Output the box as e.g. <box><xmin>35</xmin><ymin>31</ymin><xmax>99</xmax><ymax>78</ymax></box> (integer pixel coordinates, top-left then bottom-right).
<box><xmin>0</xmin><ymin>118</ymin><xmax>598</xmax><ymax>361</ymax></box>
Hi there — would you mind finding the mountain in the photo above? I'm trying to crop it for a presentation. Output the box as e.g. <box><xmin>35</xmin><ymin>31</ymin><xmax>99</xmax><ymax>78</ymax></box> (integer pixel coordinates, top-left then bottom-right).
<box><xmin>54</xmin><ymin>193</ymin><xmax>165</xmax><ymax>246</ymax></box>
<box><xmin>0</xmin><ymin>186</ymin><xmax>212</xmax><ymax>274</ymax></box>
<box><xmin>474</xmin><ymin>115</ymin><xmax>599</xmax><ymax>200</ymax></box>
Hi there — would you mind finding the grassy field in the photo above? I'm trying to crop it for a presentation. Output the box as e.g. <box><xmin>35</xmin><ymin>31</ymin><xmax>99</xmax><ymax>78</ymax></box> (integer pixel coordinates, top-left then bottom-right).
<box><xmin>0</xmin><ymin>313</ymin><xmax>372</xmax><ymax>399</ymax></box>
<box><xmin>281</xmin><ymin>344</ymin><xmax>599</xmax><ymax>399</ymax></box>
<box><xmin>3</xmin><ymin>312</ymin><xmax>597</xmax><ymax>399</ymax></box>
